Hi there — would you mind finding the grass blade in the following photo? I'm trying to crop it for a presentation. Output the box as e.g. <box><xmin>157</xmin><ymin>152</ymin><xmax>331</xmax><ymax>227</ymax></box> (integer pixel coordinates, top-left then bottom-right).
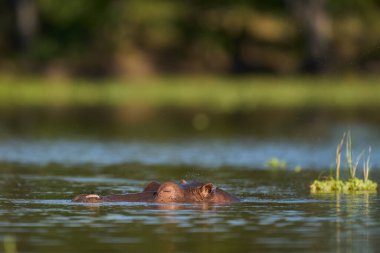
<box><xmin>364</xmin><ymin>146</ymin><xmax>371</xmax><ymax>182</ymax></box>
<box><xmin>346</xmin><ymin>130</ymin><xmax>354</xmax><ymax>178</ymax></box>
<box><xmin>336</xmin><ymin>132</ymin><xmax>346</xmax><ymax>181</ymax></box>
<box><xmin>352</xmin><ymin>150</ymin><xmax>365</xmax><ymax>179</ymax></box>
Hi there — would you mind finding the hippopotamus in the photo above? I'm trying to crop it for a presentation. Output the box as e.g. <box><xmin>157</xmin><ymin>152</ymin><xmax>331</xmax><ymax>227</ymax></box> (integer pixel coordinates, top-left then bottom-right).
<box><xmin>72</xmin><ymin>180</ymin><xmax>239</xmax><ymax>204</ymax></box>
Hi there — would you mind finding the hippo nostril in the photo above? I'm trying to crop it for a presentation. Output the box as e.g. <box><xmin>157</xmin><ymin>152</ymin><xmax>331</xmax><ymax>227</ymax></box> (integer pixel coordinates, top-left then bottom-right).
<box><xmin>163</xmin><ymin>190</ymin><xmax>171</xmax><ymax>193</ymax></box>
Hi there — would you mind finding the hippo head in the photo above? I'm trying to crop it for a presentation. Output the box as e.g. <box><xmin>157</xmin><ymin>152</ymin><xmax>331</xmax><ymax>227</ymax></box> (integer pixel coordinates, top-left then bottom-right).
<box><xmin>154</xmin><ymin>182</ymin><xmax>217</xmax><ymax>203</ymax></box>
<box><xmin>143</xmin><ymin>181</ymin><xmax>161</xmax><ymax>192</ymax></box>
<box><xmin>181</xmin><ymin>180</ymin><xmax>239</xmax><ymax>203</ymax></box>
<box><xmin>154</xmin><ymin>182</ymin><xmax>185</xmax><ymax>202</ymax></box>
<box><xmin>184</xmin><ymin>182</ymin><xmax>217</xmax><ymax>202</ymax></box>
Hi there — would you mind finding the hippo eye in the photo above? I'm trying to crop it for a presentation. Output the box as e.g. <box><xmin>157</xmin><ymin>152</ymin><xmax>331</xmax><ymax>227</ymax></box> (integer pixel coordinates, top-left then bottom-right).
<box><xmin>163</xmin><ymin>190</ymin><xmax>171</xmax><ymax>193</ymax></box>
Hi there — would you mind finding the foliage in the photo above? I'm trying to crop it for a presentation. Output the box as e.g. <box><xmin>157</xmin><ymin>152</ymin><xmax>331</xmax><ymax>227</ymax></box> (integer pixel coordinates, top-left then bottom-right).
<box><xmin>310</xmin><ymin>131</ymin><xmax>378</xmax><ymax>194</ymax></box>
<box><xmin>3</xmin><ymin>235</ymin><xmax>17</xmax><ymax>253</ymax></box>
<box><xmin>344</xmin><ymin>178</ymin><xmax>377</xmax><ymax>192</ymax></box>
<box><xmin>310</xmin><ymin>178</ymin><xmax>377</xmax><ymax>193</ymax></box>
<box><xmin>1</xmin><ymin>76</ymin><xmax>380</xmax><ymax>110</ymax></box>
<box><xmin>310</xmin><ymin>178</ymin><xmax>345</xmax><ymax>193</ymax></box>
<box><xmin>1</xmin><ymin>0</ymin><xmax>380</xmax><ymax>76</ymax></box>
<box><xmin>265</xmin><ymin>157</ymin><xmax>287</xmax><ymax>170</ymax></box>
<box><xmin>293</xmin><ymin>166</ymin><xmax>302</xmax><ymax>173</ymax></box>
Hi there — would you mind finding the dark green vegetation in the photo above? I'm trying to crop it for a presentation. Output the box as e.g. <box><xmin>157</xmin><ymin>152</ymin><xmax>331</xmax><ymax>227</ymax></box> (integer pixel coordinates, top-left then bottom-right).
<box><xmin>1</xmin><ymin>76</ymin><xmax>380</xmax><ymax>110</ymax></box>
<box><xmin>1</xmin><ymin>0</ymin><xmax>380</xmax><ymax>76</ymax></box>
<box><xmin>310</xmin><ymin>131</ymin><xmax>378</xmax><ymax>193</ymax></box>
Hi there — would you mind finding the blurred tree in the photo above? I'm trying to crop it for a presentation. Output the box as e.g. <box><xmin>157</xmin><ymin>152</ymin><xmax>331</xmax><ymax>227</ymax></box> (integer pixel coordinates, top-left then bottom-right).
<box><xmin>0</xmin><ymin>0</ymin><xmax>379</xmax><ymax>77</ymax></box>
<box><xmin>286</xmin><ymin>0</ymin><xmax>332</xmax><ymax>73</ymax></box>
<box><xmin>0</xmin><ymin>1</ymin><xmax>14</xmax><ymax>59</ymax></box>
<box><xmin>14</xmin><ymin>0</ymin><xmax>39</xmax><ymax>52</ymax></box>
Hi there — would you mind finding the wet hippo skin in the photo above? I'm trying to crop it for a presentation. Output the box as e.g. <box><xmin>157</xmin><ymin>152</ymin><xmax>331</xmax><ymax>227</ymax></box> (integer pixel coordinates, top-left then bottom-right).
<box><xmin>179</xmin><ymin>180</ymin><xmax>240</xmax><ymax>203</ymax></box>
<box><xmin>143</xmin><ymin>181</ymin><xmax>161</xmax><ymax>192</ymax></box>
<box><xmin>72</xmin><ymin>180</ymin><xmax>239</xmax><ymax>203</ymax></box>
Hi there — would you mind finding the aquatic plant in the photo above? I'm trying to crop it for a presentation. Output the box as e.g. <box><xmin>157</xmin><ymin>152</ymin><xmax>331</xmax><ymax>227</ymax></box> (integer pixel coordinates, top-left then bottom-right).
<box><xmin>346</xmin><ymin>130</ymin><xmax>353</xmax><ymax>178</ymax></box>
<box><xmin>294</xmin><ymin>165</ymin><xmax>302</xmax><ymax>173</ymax></box>
<box><xmin>363</xmin><ymin>147</ymin><xmax>371</xmax><ymax>182</ymax></box>
<box><xmin>344</xmin><ymin>177</ymin><xmax>377</xmax><ymax>192</ymax></box>
<box><xmin>266</xmin><ymin>157</ymin><xmax>287</xmax><ymax>170</ymax></box>
<box><xmin>335</xmin><ymin>132</ymin><xmax>346</xmax><ymax>181</ymax></box>
<box><xmin>3</xmin><ymin>235</ymin><xmax>17</xmax><ymax>253</ymax></box>
<box><xmin>310</xmin><ymin>177</ymin><xmax>344</xmax><ymax>193</ymax></box>
<box><xmin>310</xmin><ymin>131</ymin><xmax>377</xmax><ymax>193</ymax></box>
<box><xmin>350</xmin><ymin>149</ymin><xmax>364</xmax><ymax>179</ymax></box>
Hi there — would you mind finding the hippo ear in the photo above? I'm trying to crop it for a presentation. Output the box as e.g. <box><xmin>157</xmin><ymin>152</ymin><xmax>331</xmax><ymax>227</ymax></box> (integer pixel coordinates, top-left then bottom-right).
<box><xmin>199</xmin><ymin>183</ymin><xmax>216</xmax><ymax>198</ymax></box>
<box><xmin>143</xmin><ymin>181</ymin><xmax>161</xmax><ymax>192</ymax></box>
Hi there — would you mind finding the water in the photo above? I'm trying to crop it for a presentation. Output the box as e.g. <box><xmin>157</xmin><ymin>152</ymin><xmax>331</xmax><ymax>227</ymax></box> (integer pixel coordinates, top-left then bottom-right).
<box><xmin>1</xmin><ymin>109</ymin><xmax>380</xmax><ymax>253</ymax></box>
<box><xmin>1</xmin><ymin>164</ymin><xmax>380</xmax><ymax>253</ymax></box>
<box><xmin>1</xmin><ymin>128</ymin><xmax>380</xmax><ymax>169</ymax></box>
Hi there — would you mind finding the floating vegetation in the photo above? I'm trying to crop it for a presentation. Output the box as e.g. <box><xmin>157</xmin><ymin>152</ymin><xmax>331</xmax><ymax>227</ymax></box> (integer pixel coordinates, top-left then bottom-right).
<box><xmin>294</xmin><ymin>165</ymin><xmax>302</xmax><ymax>173</ymax></box>
<box><xmin>310</xmin><ymin>131</ymin><xmax>378</xmax><ymax>193</ymax></box>
<box><xmin>3</xmin><ymin>235</ymin><xmax>17</xmax><ymax>253</ymax></box>
<box><xmin>266</xmin><ymin>157</ymin><xmax>287</xmax><ymax>170</ymax></box>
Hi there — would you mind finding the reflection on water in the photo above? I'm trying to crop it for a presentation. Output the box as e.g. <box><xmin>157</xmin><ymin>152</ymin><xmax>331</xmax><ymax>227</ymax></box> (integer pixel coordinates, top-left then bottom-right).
<box><xmin>1</xmin><ymin>111</ymin><xmax>380</xmax><ymax>252</ymax></box>
<box><xmin>1</xmin><ymin>134</ymin><xmax>380</xmax><ymax>169</ymax></box>
<box><xmin>1</xmin><ymin>164</ymin><xmax>379</xmax><ymax>253</ymax></box>
<box><xmin>1</xmin><ymin>107</ymin><xmax>380</xmax><ymax>169</ymax></box>
<box><xmin>319</xmin><ymin>193</ymin><xmax>376</xmax><ymax>253</ymax></box>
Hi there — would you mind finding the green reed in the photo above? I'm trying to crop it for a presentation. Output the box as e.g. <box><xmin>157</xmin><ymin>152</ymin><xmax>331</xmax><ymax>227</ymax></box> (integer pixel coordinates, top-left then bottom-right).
<box><xmin>310</xmin><ymin>131</ymin><xmax>377</xmax><ymax>193</ymax></box>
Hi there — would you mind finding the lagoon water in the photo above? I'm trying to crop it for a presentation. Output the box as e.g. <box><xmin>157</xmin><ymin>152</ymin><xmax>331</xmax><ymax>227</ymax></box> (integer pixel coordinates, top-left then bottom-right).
<box><xmin>1</xmin><ymin>119</ymin><xmax>380</xmax><ymax>253</ymax></box>
<box><xmin>1</xmin><ymin>124</ymin><xmax>380</xmax><ymax>169</ymax></box>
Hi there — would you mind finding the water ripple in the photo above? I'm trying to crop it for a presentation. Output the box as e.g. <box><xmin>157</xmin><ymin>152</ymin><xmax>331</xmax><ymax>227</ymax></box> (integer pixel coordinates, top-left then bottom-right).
<box><xmin>1</xmin><ymin>138</ymin><xmax>380</xmax><ymax>169</ymax></box>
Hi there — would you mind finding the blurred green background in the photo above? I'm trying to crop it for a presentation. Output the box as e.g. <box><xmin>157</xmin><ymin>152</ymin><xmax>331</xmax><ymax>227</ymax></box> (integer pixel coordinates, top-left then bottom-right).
<box><xmin>1</xmin><ymin>0</ymin><xmax>380</xmax><ymax>76</ymax></box>
<box><xmin>1</xmin><ymin>0</ymin><xmax>380</xmax><ymax>137</ymax></box>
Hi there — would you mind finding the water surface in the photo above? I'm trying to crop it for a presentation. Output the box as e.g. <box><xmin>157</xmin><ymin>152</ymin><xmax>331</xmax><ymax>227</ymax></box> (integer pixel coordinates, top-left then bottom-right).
<box><xmin>1</xmin><ymin>161</ymin><xmax>380</xmax><ymax>253</ymax></box>
<box><xmin>1</xmin><ymin>115</ymin><xmax>380</xmax><ymax>253</ymax></box>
